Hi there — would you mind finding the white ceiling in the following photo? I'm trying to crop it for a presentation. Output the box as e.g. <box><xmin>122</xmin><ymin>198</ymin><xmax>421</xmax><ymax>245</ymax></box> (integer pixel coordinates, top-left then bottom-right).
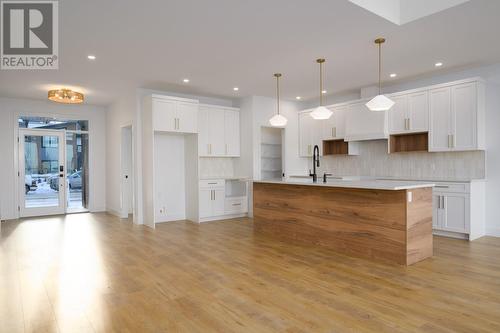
<box><xmin>0</xmin><ymin>0</ymin><xmax>499</xmax><ymax>106</ymax></box>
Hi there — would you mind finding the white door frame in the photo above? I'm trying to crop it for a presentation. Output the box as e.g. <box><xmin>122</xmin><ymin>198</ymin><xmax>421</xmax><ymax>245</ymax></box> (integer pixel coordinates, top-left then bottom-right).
<box><xmin>18</xmin><ymin>128</ymin><xmax>67</xmax><ymax>217</ymax></box>
<box><xmin>120</xmin><ymin>125</ymin><xmax>134</xmax><ymax>219</ymax></box>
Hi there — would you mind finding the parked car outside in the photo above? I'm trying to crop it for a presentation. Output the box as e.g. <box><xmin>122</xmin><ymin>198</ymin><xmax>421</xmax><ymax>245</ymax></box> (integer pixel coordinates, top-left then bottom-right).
<box><xmin>25</xmin><ymin>175</ymin><xmax>37</xmax><ymax>194</ymax></box>
<box><xmin>49</xmin><ymin>170</ymin><xmax>82</xmax><ymax>191</ymax></box>
<box><xmin>68</xmin><ymin>170</ymin><xmax>82</xmax><ymax>189</ymax></box>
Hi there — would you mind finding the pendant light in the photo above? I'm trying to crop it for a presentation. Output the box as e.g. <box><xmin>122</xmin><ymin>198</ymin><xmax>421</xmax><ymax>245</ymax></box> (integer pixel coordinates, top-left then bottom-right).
<box><xmin>366</xmin><ymin>38</ymin><xmax>395</xmax><ymax>111</ymax></box>
<box><xmin>310</xmin><ymin>59</ymin><xmax>333</xmax><ymax>120</ymax></box>
<box><xmin>269</xmin><ymin>73</ymin><xmax>288</xmax><ymax>127</ymax></box>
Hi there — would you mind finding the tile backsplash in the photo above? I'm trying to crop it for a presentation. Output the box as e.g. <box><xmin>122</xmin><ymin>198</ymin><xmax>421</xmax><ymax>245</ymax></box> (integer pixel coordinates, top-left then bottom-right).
<box><xmin>317</xmin><ymin>140</ymin><xmax>485</xmax><ymax>180</ymax></box>
<box><xmin>199</xmin><ymin>157</ymin><xmax>234</xmax><ymax>178</ymax></box>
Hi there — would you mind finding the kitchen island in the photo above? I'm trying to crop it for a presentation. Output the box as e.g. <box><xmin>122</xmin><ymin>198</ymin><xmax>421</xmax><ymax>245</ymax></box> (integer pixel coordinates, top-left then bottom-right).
<box><xmin>253</xmin><ymin>179</ymin><xmax>435</xmax><ymax>265</ymax></box>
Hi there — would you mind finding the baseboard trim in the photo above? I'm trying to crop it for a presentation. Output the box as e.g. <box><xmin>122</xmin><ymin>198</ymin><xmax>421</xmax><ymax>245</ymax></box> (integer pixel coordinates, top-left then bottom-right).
<box><xmin>433</xmin><ymin>229</ymin><xmax>468</xmax><ymax>240</ymax></box>
<box><xmin>198</xmin><ymin>213</ymin><xmax>248</xmax><ymax>223</ymax></box>
<box><xmin>106</xmin><ymin>208</ymin><xmax>122</xmax><ymax>218</ymax></box>
<box><xmin>486</xmin><ymin>227</ymin><xmax>500</xmax><ymax>237</ymax></box>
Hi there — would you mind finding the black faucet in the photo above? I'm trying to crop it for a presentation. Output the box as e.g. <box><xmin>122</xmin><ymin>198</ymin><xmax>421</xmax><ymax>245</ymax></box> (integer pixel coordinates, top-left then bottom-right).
<box><xmin>309</xmin><ymin>145</ymin><xmax>320</xmax><ymax>183</ymax></box>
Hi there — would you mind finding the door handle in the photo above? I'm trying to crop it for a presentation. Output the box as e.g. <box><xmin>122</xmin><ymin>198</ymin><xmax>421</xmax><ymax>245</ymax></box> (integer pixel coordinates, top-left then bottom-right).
<box><xmin>442</xmin><ymin>196</ymin><xmax>445</xmax><ymax>209</ymax></box>
<box><xmin>438</xmin><ymin>195</ymin><xmax>441</xmax><ymax>209</ymax></box>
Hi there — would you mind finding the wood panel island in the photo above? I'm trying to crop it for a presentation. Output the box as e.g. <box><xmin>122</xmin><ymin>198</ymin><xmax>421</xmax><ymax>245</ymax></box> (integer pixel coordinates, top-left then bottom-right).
<box><xmin>253</xmin><ymin>179</ymin><xmax>435</xmax><ymax>265</ymax></box>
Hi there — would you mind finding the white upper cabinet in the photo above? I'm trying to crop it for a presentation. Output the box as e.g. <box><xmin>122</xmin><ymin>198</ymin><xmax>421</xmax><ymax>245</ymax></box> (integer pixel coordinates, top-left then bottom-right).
<box><xmin>388</xmin><ymin>91</ymin><xmax>429</xmax><ymax>134</ymax></box>
<box><xmin>388</xmin><ymin>95</ymin><xmax>408</xmax><ymax>134</ymax></box>
<box><xmin>408</xmin><ymin>91</ymin><xmax>429</xmax><ymax>132</ymax></box>
<box><xmin>198</xmin><ymin>105</ymin><xmax>240</xmax><ymax>157</ymax></box>
<box><xmin>429</xmin><ymin>80</ymin><xmax>485</xmax><ymax>152</ymax></box>
<box><xmin>299</xmin><ymin>112</ymin><xmax>313</xmax><ymax>157</ymax></box>
<box><xmin>152</xmin><ymin>95</ymin><xmax>199</xmax><ymax>134</ymax></box>
<box><xmin>224</xmin><ymin>110</ymin><xmax>240</xmax><ymax>156</ymax></box>
<box><xmin>176</xmin><ymin>101</ymin><xmax>198</xmax><ymax>133</ymax></box>
<box><xmin>323</xmin><ymin>106</ymin><xmax>347</xmax><ymax>140</ymax></box>
<box><xmin>152</xmin><ymin>98</ymin><xmax>177</xmax><ymax>132</ymax></box>
<box><xmin>345</xmin><ymin>102</ymin><xmax>388</xmax><ymax>141</ymax></box>
<box><xmin>452</xmin><ymin>83</ymin><xmax>478</xmax><ymax>150</ymax></box>
<box><xmin>429</xmin><ymin>87</ymin><xmax>452</xmax><ymax>151</ymax></box>
<box><xmin>299</xmin><ymin>111</ymin><xmax>324</xmax><ymax>157</ymax></box>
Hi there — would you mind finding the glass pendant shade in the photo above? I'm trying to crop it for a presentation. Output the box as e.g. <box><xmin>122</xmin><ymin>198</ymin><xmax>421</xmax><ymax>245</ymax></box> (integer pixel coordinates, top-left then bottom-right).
<box><xmin>269</xmin><ymin>73</ymin><xmax>287</xmax><ymax>127</ymax></box>
<box><xmin>366</xmin><ymin>94</ymin><xmax>395</xmax><ymax>111</ymax></box>
<box><xmin>269</xmin><ymin>113</ymin><xmax>288</xmax><ymax>127</ymax></box>
<box><xmin>310</xmin><ymin>106</ymin><xmax>333</xmax><ymax>120</ymax></box>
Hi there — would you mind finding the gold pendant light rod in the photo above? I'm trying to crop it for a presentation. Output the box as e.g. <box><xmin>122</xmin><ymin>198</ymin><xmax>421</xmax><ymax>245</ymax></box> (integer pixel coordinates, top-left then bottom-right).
<box><xmin>274</xmin><ymin>73</ymin><xmax>282</xmax><ymax>115</ymax></box>
<box><xmin>374</xmin><ymin>38</ymin><xmax>385</xmax><ymax>95</ymax></box>
<box><xmin>317</xmin><ymin>58</ymin><xmax>325</xmax><ymax>106</ymax></box>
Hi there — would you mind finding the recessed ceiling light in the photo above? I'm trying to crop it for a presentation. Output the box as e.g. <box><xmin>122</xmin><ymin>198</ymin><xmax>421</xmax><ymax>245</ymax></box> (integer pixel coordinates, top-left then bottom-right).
<box><xmin>87</xmin><ymin>55</ymin><xmax>96</xmax><ymax>60</ymax></box>
<box><xmin>435</xmin><ymin>62</ymin><xmax>443</xmax><ymax>67</ymax></box>
<box><xmin>296</xmin><ymin>96</ymin><xmax>302</xmax><ymax>100</ymax></box>
<box><xmin>322</xmin><ymin>90</ymin><xmax>327</xmax><ymax>94</ymax></box>
<box><xmin>390</xmin><ymin>73</ymin><xmax>397</xmax><ymax>78</ymax></box>
<box><xmin>233</xmin><ymin>87</ymin><xmax>239</xmax><ymax>91</ymax></box>
<box><xmin>183</xmin><ymin>78</ymin><xmax>190</xmax><ymax>83</ymax></box>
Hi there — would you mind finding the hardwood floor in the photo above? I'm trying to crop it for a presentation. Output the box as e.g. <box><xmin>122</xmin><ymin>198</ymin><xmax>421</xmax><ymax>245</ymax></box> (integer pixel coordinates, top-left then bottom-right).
<box><xmin>1</xmin><ymin>213</ymin><xmax>500</xmax><ymax>333</ymax></box>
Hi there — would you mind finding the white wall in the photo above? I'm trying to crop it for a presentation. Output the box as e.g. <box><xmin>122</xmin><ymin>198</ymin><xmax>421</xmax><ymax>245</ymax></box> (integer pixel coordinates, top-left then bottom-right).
<box><xmin>106</xmin><ymin>93</ymin><xmax>136</xmax><ymax>219</ymax></box>
<box><xmin>0</xmin><ymin>97</ymin><xmax>107</xmax><ymax>220</ymax></box>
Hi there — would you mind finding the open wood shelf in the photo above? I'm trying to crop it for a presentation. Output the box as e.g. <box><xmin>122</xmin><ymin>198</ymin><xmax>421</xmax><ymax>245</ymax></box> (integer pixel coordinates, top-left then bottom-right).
<box><xmin>389</xmin><ymin>132</ymin><xmax>428</xmax><ymax>153</ymax></box>
<box><xmin>323</xmin><ymin>139</ymin><xmax>349</xmax><ymax>155</ymax></box>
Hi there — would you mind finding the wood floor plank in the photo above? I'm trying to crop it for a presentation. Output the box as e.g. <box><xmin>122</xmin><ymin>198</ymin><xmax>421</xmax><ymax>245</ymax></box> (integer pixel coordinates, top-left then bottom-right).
<box><xmin>1</xmin><ymin>213</ymin><xmax>499</xmax><ymax>332</ymax></box>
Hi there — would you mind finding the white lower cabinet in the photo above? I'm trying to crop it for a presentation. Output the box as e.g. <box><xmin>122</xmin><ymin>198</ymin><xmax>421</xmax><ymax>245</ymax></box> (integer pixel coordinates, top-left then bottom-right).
<box><xmin>432</xmin><ymin>181</ymin><xmax>485</xmax><ymax>240</ymax></box>
<box><xmin>199</xmin><ymin>180</ymin><xmax>225</xmax><ymax>219</ymax></box>
<box><xmin>199</xmin><ymin>179</ymin><xmax>248</xmax><ymax>222</ymax></box>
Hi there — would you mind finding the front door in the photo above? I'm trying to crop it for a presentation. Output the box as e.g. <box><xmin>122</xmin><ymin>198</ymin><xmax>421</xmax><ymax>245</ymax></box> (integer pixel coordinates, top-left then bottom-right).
<box><xmin>19</xmin><ymin>129</ymin><xmax>66</xmax><ymax>217</ymax></box>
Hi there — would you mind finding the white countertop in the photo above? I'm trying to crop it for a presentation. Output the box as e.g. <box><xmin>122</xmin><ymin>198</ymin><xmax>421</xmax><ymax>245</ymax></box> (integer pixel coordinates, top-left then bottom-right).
<box><xmin>254</xmin><ymin>178</ymin><xmax>435</xmax><ymax>191</ymax></box>
<box><xmin>200</xmin><ymin>176</ymin><xmax>250</xmax><ymax>181</ymax></box>
<box><xmin>288</xmin><ymin>175</ymin><xmax>485</xmax><ymax>183</ymax></box>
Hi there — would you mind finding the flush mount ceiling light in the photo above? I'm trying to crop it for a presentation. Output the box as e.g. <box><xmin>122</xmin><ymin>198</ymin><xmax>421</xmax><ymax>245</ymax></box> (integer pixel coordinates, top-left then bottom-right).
<box><xmin>183</xmin><ymin>78</ymin><xmax>190</xmax><ymax>83</ymax></box>
<box><xmin>48</xmin><ymin>89</ymin><xmax>84</xmax><ymax>104</ymax></box>
<box><xmin>366</xmin><ymin>38</ymin><xmax>395</xmax><ymax>112</ymax></box>
<box><xmin>87</xmin><ymin>55</ymin><xmax>96</xmax><ymax>60</ymax></box>
<box><xmin>390</xmin><ymin>73</ymin><xmax>397</xmax><ymax>78</ymax></box>
<box><xmin>269</xmin><ymin>73</ymin><xmax>288</xmax><ymax>127</ymax></box>
<box><xmin>233</xmin><ymin>87</ymin><xmax>239</xmax><ymax>91</ymax></box>
<box><xmin>310</xmin><ymin>59</ymin><xmax>333</xmax><ymax>120</ymax></box>
<box><xmin>435</xmin><ymin>62</ymin><xmax>443</xmax><ymax>67</ymax></box>
<box><xmin>296</xmin><ymin>96</ymin><xmax>302</xmax><ymax>100</ymax></box>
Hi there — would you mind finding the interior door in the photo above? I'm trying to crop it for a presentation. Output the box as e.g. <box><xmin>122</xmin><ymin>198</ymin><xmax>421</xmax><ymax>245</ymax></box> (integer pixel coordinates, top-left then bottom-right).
<box><xmin>19</xmin><ymin>129</ymin><xmax>66</xmax><ymax>217</ymax></box>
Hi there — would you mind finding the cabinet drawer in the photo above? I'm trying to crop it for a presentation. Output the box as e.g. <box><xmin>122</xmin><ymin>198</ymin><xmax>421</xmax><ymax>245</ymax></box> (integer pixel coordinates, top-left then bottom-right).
<box><xmin>433</xmin><ymin>182</ymin><xmax>469</xmax><ymax>193</ymax></box>
<box><xmin>199</xmin><ymin>179</ymin><xmax>225</xmax><ymax>189</ymax></box>
<box><xmin>225</xmin><ymin>197</ymin><xmax>248</xmax><ymax>214</ymax></box>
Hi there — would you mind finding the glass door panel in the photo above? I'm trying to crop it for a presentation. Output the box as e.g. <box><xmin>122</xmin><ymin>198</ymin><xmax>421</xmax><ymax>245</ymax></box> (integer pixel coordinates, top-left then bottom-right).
<box><xmin>19</xmin><ymin>129</ymin><xmax>66</xmax><ymax>217</ymax></box>
<box><xmin>66</xmin><ymin>132</ymin><xmax>89</xmax><ymax>212</ymax></box>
